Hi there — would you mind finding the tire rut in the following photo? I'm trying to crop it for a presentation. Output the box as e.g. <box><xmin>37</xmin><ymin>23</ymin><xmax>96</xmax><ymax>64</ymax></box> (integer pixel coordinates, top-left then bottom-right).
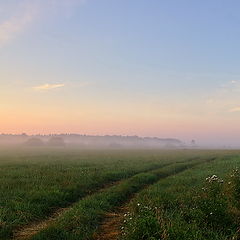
<box><xmin>93</xmin><ymin>201</ymin><xmax>130</xmax><ymax>240</ymax></box>
<box><xmin>93</xmin><ymin>159</ymin><xmax>215</xmax><ymax>240</ymax></box>
<box><xmin>12</xmin><ymin>165</ymin><xmax>171</xmax><ymax>240</ymax></box>
<box><xmin>12</xmin><ymin>180</ymin><xmax>120</xmax><ymax>240</ymax></box>
<box><xmin>12</xmin><ymin>159</ymin><xmax>208</xmax><ymax>240</ymax></box>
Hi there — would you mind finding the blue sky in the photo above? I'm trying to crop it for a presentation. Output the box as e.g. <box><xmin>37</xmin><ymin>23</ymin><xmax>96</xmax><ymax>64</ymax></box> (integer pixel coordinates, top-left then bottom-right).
<box><xmin>1</xmin><ymin>0</ymin><xmax>240</xmax><ymax>145</ymax></box>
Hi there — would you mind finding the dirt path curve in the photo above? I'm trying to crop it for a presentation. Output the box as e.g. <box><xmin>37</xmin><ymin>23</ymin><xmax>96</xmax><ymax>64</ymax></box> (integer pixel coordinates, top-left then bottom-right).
<box><xmin>12</xmin><ymin>164</ymin><xmax>175</xmax><ymax>240</ymax></box>
<box><xmin>13</xmin><ymin>206</ymin><xmax>70</xmax><ymax>240</ymax></box>
<box><xmin>92</xmin><ymin>159</ymin><xmax>216</xmax><ymax>240</ymax></box>
<box><xmin>93</xmin><ymin>203</ymin><xmax>128</xmax><ymax>240</ymax></box>
<box><xmin>12</xmin><ymin>181</ymin><xmax>121</xmax><ymax>240</ymax></box>
<box><xmin>13</xmin><ymin>159</ymin><xmax>213</xmax><ymax>240</ymax></box>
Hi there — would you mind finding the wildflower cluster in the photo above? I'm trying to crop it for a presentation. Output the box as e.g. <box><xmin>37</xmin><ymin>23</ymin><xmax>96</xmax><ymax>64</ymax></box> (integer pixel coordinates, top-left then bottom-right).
<box><xmin>121</xmin><ymin>202</ymin><xmax>162</xmax><ymax>240</ymax></box>
<box><xmin>225</xmin><ymin>167</ymin><xmax>240</xmax><ymax>209</ymax></box>
<box><xmin>227</xmin><ymin>168</ymin><xmax>239</xmax><ymax>186</ymax></box>
<box><xmin>120</xmin><ymin>168</ymin><xmax>240</xmax><ymax>240</ymax></box>
<box><xmin>205</xmin><ymin>175</ymin><xmax>224</xmax><ymax>183</ymax></box>
<box><xmin>231</xmin><ymin>167</ymin><xmax>239</xmax><ymax>176</ymax></box>
<box><xmin>189</xmin><ymin>172</ymin><xmax>239</xmax><ymax>231</ymax></box>
<box><xmin>120</xmin><ymin>211</ymin><xmax>132</xmax><ymax>235</ymax></box>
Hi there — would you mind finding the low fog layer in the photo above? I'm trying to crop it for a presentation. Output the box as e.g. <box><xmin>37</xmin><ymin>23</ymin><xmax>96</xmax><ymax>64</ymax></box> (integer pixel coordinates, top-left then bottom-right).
<box><xmin>0</xmin><ymin>134</ymin><xmax>185</xmax><ymax>149</ymax></box>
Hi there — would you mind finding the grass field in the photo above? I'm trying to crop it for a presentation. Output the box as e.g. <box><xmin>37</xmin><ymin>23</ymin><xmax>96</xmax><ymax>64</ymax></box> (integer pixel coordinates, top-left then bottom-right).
<box><xmin>121</xmin><ymin>154</ymin><xmax>240</xmax><ymax>240</ymax></box>
<box><xmin>0</xmin><ymin>147</ymin><xmax>239</xmax><ymax>240</ymax></box>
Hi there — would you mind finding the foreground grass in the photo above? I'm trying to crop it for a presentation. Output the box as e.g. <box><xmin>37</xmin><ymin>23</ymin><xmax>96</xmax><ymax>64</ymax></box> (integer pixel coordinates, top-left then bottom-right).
<box><xmin>0</xmin><ymin>148</ymin><xmax>214</xmax><ymax>239</ymax></box>
<box><xmin>31</xmin><ymin>157</ymin><xmax>213</xmax><ymax>240</ymax></box>
<box><xmin>121</xmin><ymin>155</ymin><xmax>240</xmax><ymax>240</ymax></box>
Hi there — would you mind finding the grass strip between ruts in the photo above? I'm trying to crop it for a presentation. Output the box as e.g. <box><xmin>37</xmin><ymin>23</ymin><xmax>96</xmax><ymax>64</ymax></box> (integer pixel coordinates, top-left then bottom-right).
<box><xmin>31</xmin><ymin>158</ymin><xmax>212</xmax><ymax>240</ymax></box>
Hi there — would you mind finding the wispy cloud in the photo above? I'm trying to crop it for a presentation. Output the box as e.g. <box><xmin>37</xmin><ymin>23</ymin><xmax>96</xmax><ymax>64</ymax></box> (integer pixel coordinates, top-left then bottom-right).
<box><xmin>203</xmin><ymin>79</ymin><xmax>240</xmax><ymax>115</ymax></box>
<box><xmin>33</xmin><ymin>83</ymin><xmax>65</xmax><ymax>91</ymax></box>
<box><xmin>0</xmin><ymin>2</ymin><xmax>39</xmax><ymax>48</ymax></box>
<box><xmin>0</xmin><ymin>0</ymin><xmax>86</xmax><ymax>48</ymax></box>
<box><xmin>32</xmin><ymin>81</ymin><xmax>92</xmax><ymax>91</ymax></box>
<box><xmin>229</xmin><ymin>107</ymin><xmax>240</xmax><ymax>113</ymax></box>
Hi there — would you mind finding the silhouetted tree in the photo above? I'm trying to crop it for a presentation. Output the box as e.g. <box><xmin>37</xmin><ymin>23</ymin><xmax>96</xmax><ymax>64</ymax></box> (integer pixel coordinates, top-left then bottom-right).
<box><xmin>25</xmin><ymin>138</ymin><xmax>44</xmax><ymax>147</ymax></box>
<box><xmin>48</xmin><ymin>137</ymin><xmax>65</xmax><ymax>147</ymax></box>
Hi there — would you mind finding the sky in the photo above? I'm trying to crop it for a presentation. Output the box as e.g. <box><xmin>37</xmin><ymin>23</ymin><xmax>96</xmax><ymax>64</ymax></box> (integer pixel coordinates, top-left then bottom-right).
<box><xmin>1</xmin><ymin>0</ymin><xmax>240</xmax><ymax>145</ymax></box>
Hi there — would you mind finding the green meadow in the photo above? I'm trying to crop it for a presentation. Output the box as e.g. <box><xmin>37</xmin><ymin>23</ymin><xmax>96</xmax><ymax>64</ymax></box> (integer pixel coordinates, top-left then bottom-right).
<box><xmin>0</xmin><ymin>148</ymin><xmax>239</xmax><ymax>240</ymax></box>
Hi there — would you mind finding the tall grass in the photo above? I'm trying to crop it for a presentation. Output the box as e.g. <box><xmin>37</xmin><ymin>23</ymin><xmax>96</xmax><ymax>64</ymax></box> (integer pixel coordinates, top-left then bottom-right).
<box><xmin>0</xmin><ymin>148</ymin><xmax>214</xmax><ymax>239</ymax></box>
<box><xmin>0</xmin><ymin>148</ymin><xmax>238</xmax><ymax>239</ymax></box>
<box><xmin>121</xmin><ymin>155</ymin><xmax>240</xmax><ymax>240</ymax></box>
<box><xmin>31</xmin><ymin>157</ymin><xmax>214</xmax><ymax>240</ymax></box>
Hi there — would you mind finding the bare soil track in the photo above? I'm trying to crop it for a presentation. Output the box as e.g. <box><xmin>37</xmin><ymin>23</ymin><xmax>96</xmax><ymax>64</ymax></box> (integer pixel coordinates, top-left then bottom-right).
<box><xmin>93</xmin><ymin>201</ymin><xmax>129</xmax><ymax>240</ymax></box>
<box><xmin>12</xmin><ymin>164</ymin><xmax>173</xmax><ymax>240</ymax></box>
<box><xmin>93</xmin><ymin>159</ymin><xmax>215</xmax><ymax>240</ymax></box>
<box><xmin>13</xmin><ymin>159</ymin><xmax>214</xmax><ymax>240</ymax></box>
<box><xmin>12</xmin><ymin>180</ymin><xmax>120</xmax><ymax>240</ymax></box>
<box><xmin>13</xmin><ymin>207</ymin><xmax>68</xmax><ymax>240</ymax></box>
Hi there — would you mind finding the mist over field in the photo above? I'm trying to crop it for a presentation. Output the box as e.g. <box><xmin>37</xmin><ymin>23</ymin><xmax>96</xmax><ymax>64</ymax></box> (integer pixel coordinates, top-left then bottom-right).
<box><xmin>0</xmin><ymin>133</ymin><xmax>183</xmax><ymax>149</ymax></box>
<box><xmin>1</xmin><ymin>133</ymin><xmax>239</xmax><ymax>150</ymax></box>
<box><xmin>2</xmin><ymin>1</ymin><xmax>240</xmax><ymax>240</ymax></box>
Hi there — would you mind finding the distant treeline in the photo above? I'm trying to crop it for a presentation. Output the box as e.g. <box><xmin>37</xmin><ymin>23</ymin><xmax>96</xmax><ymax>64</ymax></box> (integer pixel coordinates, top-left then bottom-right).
<box><xmin>0</xmin><ymin>133</ymin><xmax>183</xmax><ymax>149</ymax></box>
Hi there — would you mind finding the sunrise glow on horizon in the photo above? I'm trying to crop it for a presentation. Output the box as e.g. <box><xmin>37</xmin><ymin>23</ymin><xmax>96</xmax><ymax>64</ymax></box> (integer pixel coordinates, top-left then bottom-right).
<box><xmin>1</xmin><ymin>0</ymin><xmax>240</xmax><ymax>145</ymax></box>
